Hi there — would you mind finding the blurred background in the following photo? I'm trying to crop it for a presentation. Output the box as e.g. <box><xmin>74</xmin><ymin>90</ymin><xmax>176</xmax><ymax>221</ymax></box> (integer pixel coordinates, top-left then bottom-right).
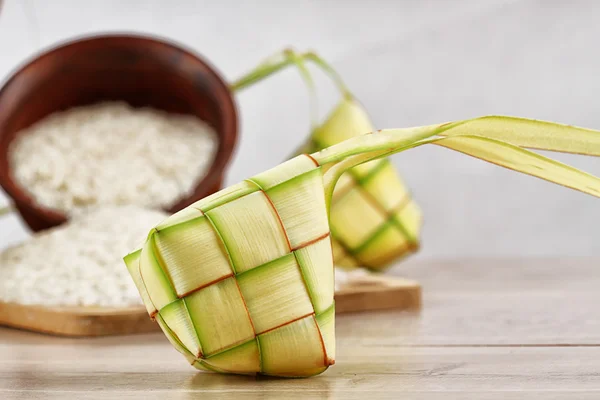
<box><xmin>1</xmin><ymin>0</ymin><xmax>599</xmax><ymax>262</ymax></box>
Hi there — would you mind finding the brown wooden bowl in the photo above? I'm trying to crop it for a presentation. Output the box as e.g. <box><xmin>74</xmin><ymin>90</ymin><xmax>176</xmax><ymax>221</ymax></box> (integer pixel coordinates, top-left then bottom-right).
<box><xmin>0</xmin><ymin>34</ymin><xmax>238</xmax><ymax>232</ymax></box>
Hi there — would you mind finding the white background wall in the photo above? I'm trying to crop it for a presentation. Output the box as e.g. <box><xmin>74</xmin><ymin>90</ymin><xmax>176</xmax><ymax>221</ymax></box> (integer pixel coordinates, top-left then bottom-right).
<box><xmin>0</xmin><ymin>0</ymin><xmax>599</xmax><ymax>261</ymax></box>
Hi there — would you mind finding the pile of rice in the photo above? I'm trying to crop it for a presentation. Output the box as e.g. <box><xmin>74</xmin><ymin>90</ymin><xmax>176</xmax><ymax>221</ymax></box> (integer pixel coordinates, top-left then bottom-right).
<box><xmin>0</xmin><ymin>206</ymin><xmax>167</xmax><ymax>307</ymax></box>
<box><xmin>0</xmin><ymin>101</ymin><xmax>358</xmax><ymax>307</ymax></box>
<box><xmin>9</xmin><ymin>101</ymin><xmax>218</xmax><ymax>214</ymax></box>
<box><xmin>1</xmin><ymin>101</ymin><xmax>219</xmax><ymax>307</ymax></box>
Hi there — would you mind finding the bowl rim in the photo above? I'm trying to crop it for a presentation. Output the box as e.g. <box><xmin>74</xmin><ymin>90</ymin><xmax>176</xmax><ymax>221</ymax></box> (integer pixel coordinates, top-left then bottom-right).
<box><xmin>0</xmin><ymin>32</ymin><xmax>239</xmax><ymax>229</ymax></box>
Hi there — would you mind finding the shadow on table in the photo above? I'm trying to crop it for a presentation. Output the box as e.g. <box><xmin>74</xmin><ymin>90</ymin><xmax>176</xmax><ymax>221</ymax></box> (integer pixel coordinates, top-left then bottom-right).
<box><xmin>184</xmin><ymin>370</ymin><xmax>333</xmax><ymax>399</ymax></box>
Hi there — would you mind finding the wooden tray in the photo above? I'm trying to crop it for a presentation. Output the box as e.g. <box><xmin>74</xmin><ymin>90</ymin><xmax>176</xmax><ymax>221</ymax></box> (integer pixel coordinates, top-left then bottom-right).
<box><xmin>0</xmin><ymin>275</ymin><xmax>420</xmax><ymax>337</ymax></box>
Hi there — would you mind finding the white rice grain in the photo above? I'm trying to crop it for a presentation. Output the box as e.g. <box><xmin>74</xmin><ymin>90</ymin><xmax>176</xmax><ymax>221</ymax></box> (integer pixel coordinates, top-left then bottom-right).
<box><xmin>9</xmin><ymin>102</ymin><xmax>218</xmax><ymax>215</ymax></box>
<box><xmin>0</xmin><ymin>206</ymin><xmax>168</xmax><ymax>307</ymax></box>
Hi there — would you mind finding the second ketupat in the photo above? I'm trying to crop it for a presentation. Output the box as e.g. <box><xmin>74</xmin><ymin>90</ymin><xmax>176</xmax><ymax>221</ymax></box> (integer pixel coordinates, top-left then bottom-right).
<box><xmin>232</xmin><ymin>50</ymin><xmax>422</xmax><ymax>271</ymax></box>
<box><xmin>126</xmin><ymin>115</ymin><xmax>600</xmax><ymax>377</ymax></box>
<box><xmin>306</xmin><ymin>97</ymin><xmax>422</xmax><ymax>270</ymax></box>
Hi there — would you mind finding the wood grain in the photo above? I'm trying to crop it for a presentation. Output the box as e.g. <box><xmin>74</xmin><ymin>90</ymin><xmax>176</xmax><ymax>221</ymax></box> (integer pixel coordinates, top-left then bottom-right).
<box><xmin>0</xmin><ymin>275</ymin><xmax>421</xmax><ymax>336</ymax></box>
<box><xmin>335</xmin><ymin>275</ymin><xmax>421</xmax><ymax>313</ymax></box>
<box><xmin>1</xmin><ymin>258</ymin><xmax>598</xmax><ymax>398</ymax></box>
<box><xmin>0</xmin><ymin>303</ymin><xmax>156</xmax><ymax>337</ymax></box>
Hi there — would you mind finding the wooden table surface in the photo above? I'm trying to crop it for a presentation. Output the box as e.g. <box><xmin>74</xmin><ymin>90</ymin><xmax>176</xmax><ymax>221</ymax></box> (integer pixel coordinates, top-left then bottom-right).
<box><xmin>1</xmin><ymin>258</ymin><xmax>599</xmax><ymax>399</ymax></box>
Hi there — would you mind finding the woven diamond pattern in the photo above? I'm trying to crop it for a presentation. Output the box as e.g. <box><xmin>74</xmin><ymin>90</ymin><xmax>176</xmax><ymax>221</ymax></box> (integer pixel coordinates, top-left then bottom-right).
<box><xmin>329</xmin><ymin>158</ymin><xmax>422</xmax><ymax>270</ymax></box>
<box><xmin>133</xmin><ymin>155</ymin><xmax>334</xmax><ymax>377</ymax></box>
<box><xmin>304</xmin><ymin>140</ymin><xmax>422</xmax><ymax>270</ymax></box>
<box><xmin>304</xmin><ymin>98</ymin><xmax>423</xmax><ymax>271</ymax></box>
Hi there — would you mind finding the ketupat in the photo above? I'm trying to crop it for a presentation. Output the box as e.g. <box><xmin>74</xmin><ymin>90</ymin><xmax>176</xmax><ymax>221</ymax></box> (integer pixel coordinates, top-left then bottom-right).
<box><xmin>233</xmin><ymin>50</ymin><xmax>422</xmax><ymax>270</ymax></box>
<box><xmin>126</xmin><ymin>116</ymin><xmax>600</xmax><ymax>377</ymax></box>
<box><xmin>126</xmin><ymin>156</ymin><xmax>335</xmax><ymax>378</ymax></box>
<box><xmin>306</xmin><ymin>98</ymin><xmax>421</xmax><ymax>270</ymax></box>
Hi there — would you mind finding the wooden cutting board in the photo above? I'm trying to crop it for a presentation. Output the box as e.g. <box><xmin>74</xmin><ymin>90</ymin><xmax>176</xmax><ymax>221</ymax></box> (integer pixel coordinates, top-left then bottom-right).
<box><xmin>0</xmin><ymin>275</ymin><xmax>420</xmax><ymax>337</ymax></box>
